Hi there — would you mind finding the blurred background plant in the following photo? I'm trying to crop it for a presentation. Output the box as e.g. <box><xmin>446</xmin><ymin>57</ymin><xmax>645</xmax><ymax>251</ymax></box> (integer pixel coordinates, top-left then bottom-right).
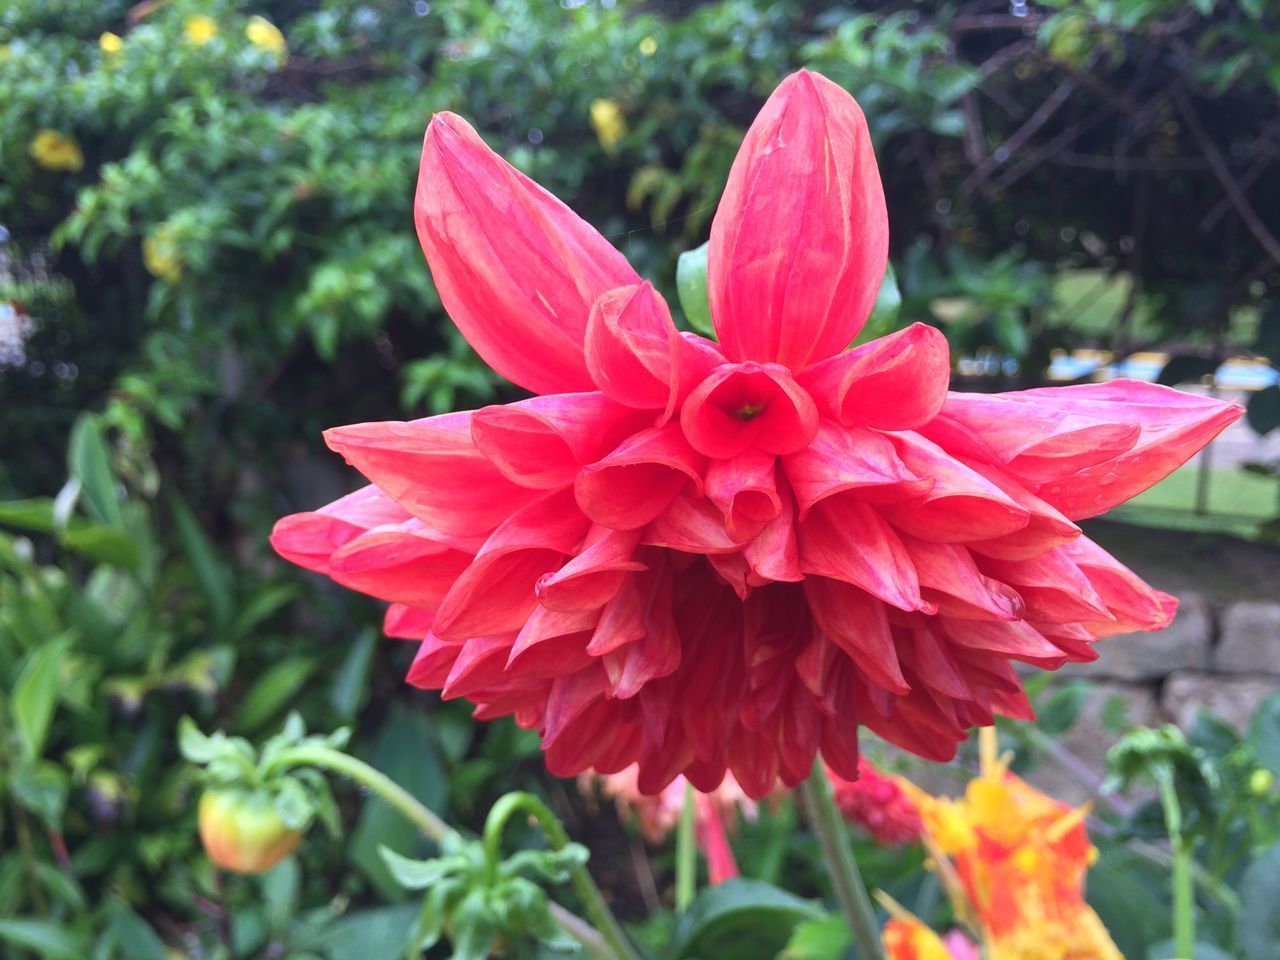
<box><xmin>2</xmin><ymin>0</ymin><xmax>1279</xmax><ymax>956</ymax></box>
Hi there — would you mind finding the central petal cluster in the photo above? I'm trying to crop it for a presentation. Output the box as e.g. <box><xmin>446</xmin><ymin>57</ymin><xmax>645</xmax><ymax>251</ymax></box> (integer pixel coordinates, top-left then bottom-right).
<box><xmin>270</xmin><ymin>71</ymin><xmax>1241</xmax><ymax>798</ymax></box>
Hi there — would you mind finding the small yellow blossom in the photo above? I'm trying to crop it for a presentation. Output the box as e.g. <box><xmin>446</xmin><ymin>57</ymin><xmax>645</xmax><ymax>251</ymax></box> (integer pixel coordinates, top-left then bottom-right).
<box><xmin>99</xmin><ymin>32</ymin><xmax>124</xmax><ymax>55</ymax></box>
<box><xmin>184</xmin><ymin>15</ymin><xmax>219</xmax><ymax>45</ymax></box>
<box><xmin>638</xmin><ymin>35</ymin><xmax>657</xmax><ymax>57</ymax></box>
<box><xmin>590</xmin><ymin>98</ymin><xmax>626</xmax><ymax>151</ymax></box>
<box><xmin>143</xmin><ymin>227</ymin><xmax>183</xmax><ymax>284</ymax></box>
<box><xmin>245</xmin><ymin>15</ymin><xmax>286</xmax><ymax>57</ymax></box>
<box><xmin>29</xmin><ymin>130</ymin><xmax>84</xmax><ymax>173</ymax></box>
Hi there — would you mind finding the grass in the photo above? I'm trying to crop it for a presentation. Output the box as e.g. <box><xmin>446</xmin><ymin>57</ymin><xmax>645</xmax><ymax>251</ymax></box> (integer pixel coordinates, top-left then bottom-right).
<box><xmin>1108</xmin><ymin>463</ymin><xmax>1280</xmax><ymax>539</ymax></box>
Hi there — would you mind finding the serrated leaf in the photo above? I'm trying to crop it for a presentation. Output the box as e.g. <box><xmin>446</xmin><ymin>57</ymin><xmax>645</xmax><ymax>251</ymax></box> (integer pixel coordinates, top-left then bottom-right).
<box><xmin>676</xmin><ymin>241</ymin><xmax>715</xmax><ymax>337</ymax></box>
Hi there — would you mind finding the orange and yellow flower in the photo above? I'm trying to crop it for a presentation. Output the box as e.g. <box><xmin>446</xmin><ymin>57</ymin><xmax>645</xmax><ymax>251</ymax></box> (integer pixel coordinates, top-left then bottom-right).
<box><xmin>897</xmin><ymin>730</ymin><xmax>1122</xmax><ymax>960</ymax></box>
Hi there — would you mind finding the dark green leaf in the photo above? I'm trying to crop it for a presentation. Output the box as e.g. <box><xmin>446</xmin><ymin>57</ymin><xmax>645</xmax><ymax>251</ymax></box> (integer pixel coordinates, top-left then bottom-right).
<box><xmin>1247</xmin><ymin>386</ymin><xmax>1280</xmax><ymax>437</ymax></box>
<box><xmin>864</xmin><ymin>264</ymin><xmax>902</xmax><ymax>338</ymax></box>
<box><xmin>779</xmin><ymin>913</ymin><xmax>849</xmax><ymax>960</ymax></box>
<box><xmin>233</xmin><ymin>656</ymin><xmax>316</xmax><ymax>733</ymax></box>
<box><xmin>0</xmin><ymin>918</ymin><xmax>88</xmax><ymax>960</ymax></box>
<box><xmin>1240</xmin><ymin>843</ymin><xmax>1280</xmax><ymax>959</ymax></box>
<box><xmin>671</xmin><ymin>879</ymin><xmax>825</xmax><ymax>960</ymax></box>
<box><xmin>0</xmin><ymin>498</ymin><xmax>57</xmax><ymax>533</ymax></box>
<box><xmin>170</xmin><ymin>493</ymin><xmax>233</xmax><ymax>630</ymax></box>
<box><xmin>68</xmin><ymin>415</ymin><xmax>122</xmax><ymax>529</ymax></box>
<box><xmin>105</xmin><ymin>898</ymin><xmax>169</xmax><ymax>960</ymax></box>
<box><xmin>12</xmin><ymin>634</ymin><xmax>72</xmax><ymax>758</ymax></box>
<box><xmin>1157</xmin><ymin>354</ymin><xmax>1218</xmax><ymax>387</ymax></box>
<box><xmin>1148</xmin><ymin>941</ymin><xmax>1233</xmax><ymax>960</ymax></box>
<box><xmin>1250</xmin><ymin>693</ymin><xmax>1280</xmax><ymax>777</ymax></box>
<box><xmin>329</xmin><ymin>628</ymin><xmax>377</xmax><ymax>722</ymax></box>
<box><xmin>59</xmin><ymin>524</ymin><xmax>141</xmax><ymax>570</ymax></box>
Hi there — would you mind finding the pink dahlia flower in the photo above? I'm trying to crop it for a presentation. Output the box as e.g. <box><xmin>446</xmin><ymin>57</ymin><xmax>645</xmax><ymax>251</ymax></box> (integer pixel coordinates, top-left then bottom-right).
<box><xmin>271</xmin><ymin>70</ymin><xmax>1241</xmax><ymax>798</ymax></box>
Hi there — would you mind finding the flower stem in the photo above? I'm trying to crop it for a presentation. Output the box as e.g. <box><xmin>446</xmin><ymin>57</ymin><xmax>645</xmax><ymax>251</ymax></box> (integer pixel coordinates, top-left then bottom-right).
<box><xmin>1157</xmin><ymin>771</ymin><xmax>1195</xmax><ymax>957</ymax></box>
<box><xmin>270</xmin><ymin>748</ymin><xmax>622</xmax><ymax>960</ymax></box>
<box><xmin>799</xmin><ymin>759</ymin><xmax>885</xmax><ymax>960</ymax></box>
<box><xmin>482</xmin><ymin>791</ymin><xmax>642</xmax><ymax>960</ymax></box>
<box><xmin>676</xmin><ymin>781</ymin><xmax>697</xmax><ymax>913</ymax></box>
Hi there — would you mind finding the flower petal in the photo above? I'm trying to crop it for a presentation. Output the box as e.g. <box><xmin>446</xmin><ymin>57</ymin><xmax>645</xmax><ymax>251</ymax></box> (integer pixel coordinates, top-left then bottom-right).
<box><xmin>643</xmin><ymin>490</ymin><xmax>744</xmax><ymax>555</ymax></box>
<box><xmin>680</xmin><ymin>362</ymin><xmax>819</xmax><ymax>459</ymax></box>
<box><xmin>798</xmin><ymin>323</ymin><xmax>951</xmax><ymax>429</ymax></box>
<box><xmin>979</xmin><ymin>380</ymin><xmax>1241</xmax><ymax>519</ymax></box>
<box><xmin>899</xmin><ymin>535</ymin><xmax>1025</xmax><ymax>622</ymax></box>
<box><xmin>1061</xmin><ymin>536</ymin><xmax>1177</xmax><ymax>636</ymax></box>
<box><xmin>269</xmin><ymin>485</ymin><xmax>411</xmax><ymax>573</ymax></box>
<box><xmin>535</xmin><ymin>526</ymin><xmax>645</xmax><ymax>612</ymax></box>
<box><xmin>783</xmin><ymin>420</ymin><xmax>932</xmax><ymax>518</ymax></box>
<box><xmin>416</xmin><ymin>112</ymin><xmax>639</xmax><ymax>394</ymax></box>
<box><xmin>575</xmin><ymin>423</ymin><xmax>706</xmax><ymax>529</ymax></box>
<box><xmin>328</xmin><ymin>521</ymin><xmax>473</xmax><ymax>608</ymax></box>
<box><xmin>585</xmin><ymin>283</ymin><xmax>719</xmax><ymax>419</ymax></box>
<box><xmin>708</xmin><ymin>70</ymin><xmax>888</xmax><ymax>368</ymax></box>
<box><xmin>805</xmin><ymin>577</ymin><xmax>910</xmax><ymax>695</ymax></box>
<box><xmin>705</xmin><ymin>450</ymin><xmax>782</xmax><ymax>541</ymax></box>
<box><xmin>472</xmin><ymin>392</ymin><xmax>643</xmax><ymax>489</ymax></box>
<box><xmin>324</xmin><ymin>412</ymin><xmax>537</xmax><ymax>536</ymax></box>
<box><xmin>384</xmin><ymin>604</ymin><xmax>435</xmax><ymax>640</ymax></box>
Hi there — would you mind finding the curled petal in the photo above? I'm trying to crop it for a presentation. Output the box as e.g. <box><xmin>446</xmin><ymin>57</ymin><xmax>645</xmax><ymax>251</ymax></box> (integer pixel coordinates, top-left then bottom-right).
<box><xmin>940</xmin><ymin>618</ymin><xmax>1068</xmax><ymax>669</ymax></box>
<box><xmin>961</xmin><ymin>459</ymin><xmax>1082</xmax><ymax>561</ymax></box>
<box><xmin>805</xmin><ymin>577</ymin><xmax>910</xmax><ymax>695</ymax></box>
<box><xmin>709</xmin><ymin>70</ymin><xmax>888</xmax><ymax>368</ymax></box>
<box><xmin>415</xmin><ymin>112</ymin><xmax>639</xmax><ymax>394</ymax></box>
<box><xmin>783</xmin><ymin>421</ymin><xmax>932</xmax><ymax>518</ymax></box>
<box><xmin>507</xmin><ymin>606</ymin><xmax>598</xmax><ymax>677</ymax></box>
<box><xmin>329</xmin><ymin>521</ymin><xmax>473</xmax><ymax>608</ymax></box>
<box><xmin>536</xmin><ymin>526</ymin><xmax>645</xmax><ymax>612</ymax></box>
<box><xmin>900</xmin><ymin>535</ymin><xmax>1025</xmax><ymax>622</ymax></box>
<box><xmin>980</xmin><ymin>549</ymin><xmax>1113</xmax><ymax>624</ymax></box>
<box><xmin>798</xmin><ymin>323</ymin><xmax>951</xmax><ymax>429</ymax></box>
<box><xmin>705</xmin><ymin>450</ymin><xmax>782</xmax><ymax>541</ymax></box>
<box><xmin>472</xmin><ymin>392</ymin><xmax>642</xmax><ymax>489</ymax></box>
<box><xmin>680</xmin><ymin>362</ymin><xmax>819</xmax><ymax>459</ymax></box>
<box><xmin>406</xmin><ymin>633</ymin><xmax>462</xmax><ymax>689</ymax></box>
<box><xmin>575</xmin><ymin>423</ymin><xmax>706</xmax><ymax>529</ymax></box>
<box><xmin>798</xmin><ymin>497</ymin><xmax>931</xmax><ymax>613</ymax></box>
<box><xmin>985</xmin><ymin>380</ymin><xmax>1240</xmax><ymax>519</ymax></box>
<box><xmin>585</xmin><ymin>283</ymin><xmax>719</xmax><ymax>420</ymax></box>
<box><xmin>269</xmin><ymin>485</ymin><xmax>411</xmax><ymax>573</ymax></box>
<box><xmin>324</xmin><ymin>412</ymin><xmax>537</xmax><ymax>536</ymax></box>
<box><xmin>384</xmin><ymin>604</ymin><xmax>434</xmax><ymax>640</ymax></box>
<box><xmin>1061</xmin><ymin>536</ymin><xmax>1178</xmax><ymax>636</ymax></box>
<box><xmin>643</xmin><ymin>491</ymin><xmax>744</xmax><ymax>555</ymax></box>
<box><xmin>881</xmin><ymin>432</ymin><xmax>1030</xmax><ymax>543</ymax></box>
<box><xmin>743</xmin><ymin>481</ymin><xmax>803</xmax><ymax>583</ymax></box>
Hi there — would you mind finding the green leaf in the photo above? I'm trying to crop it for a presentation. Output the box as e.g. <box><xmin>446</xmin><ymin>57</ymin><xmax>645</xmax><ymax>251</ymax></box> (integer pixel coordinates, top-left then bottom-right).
<box><xmin>170</xmin><ymin>493</ymin><xmax>233</xmax><ymax>630</ymax></box>
<box><xmin>1247</xmin><ymin>386</ymin><xmax>1280</xmax><ymax>437</ymax></box>
<box><xmin>1240</xmin><ymin>843</ymin><xmax>1280</xmax><ymax>959</ymax></box>
<box><xmin>177</xmin><ymin>716</ymin><xmax>218</xmax><ymax>763</ymax></box>
<box><xmin>318</xmin><ymin>904</ymin><xmax>419</xmax><ymax>960</ymax></box>
<box><xmin>671</xmin><ymin>879</ymin><xmax>825</xmax><ymax>960</ymax></box>
<box><xmin>779</xmin><ymin>913</ymin><xmax>849</xmax><ymax>960</ymax></box>
<box><xmin>378</xmin><ymin>846</ymin><xmax>465</xmax><ymax>890</ymax></box>
<box><xmin>676</xmin><ymin>241</ymin><xmax>715</xmax><ymax>337</ymax></box>
<box><xmin>0</xmin><ymin>919</ymin><xmax>88</xmax><ymax>960</ymax></box>
<box><xmin>864</xmin><ymin>264</ymin><xmax>902</xmax><ymax>338</ymax></box>
<box><xmin>0</xmin><ymin>498</ymin><xmax>57</xmax><ymax>533</ymax></box>
<box><xmin>233</xmin><ymin>656</ymin><xmax>317</xmax><ymax>733</ymax></box>
<box><xmin>58</xmin><ymin>524</ymin><xmax>142</xmax><ymax>570</ymax></box>
<box><xmin>12</xmin><ymin>634</ymin><xmax>72</xmax><ymax>758</ymax></box>
<box><xmin>1036</xmin><ymin>680</ymin><xmax>1089</xmax><ymax>735</ymax></box>
<box><xmin>1086</xmin><ymin>849</ymin><xmax>1169</xmax><ymax>959</ymax></box>
<box><xmin>349</xmin><ymin>705</ymin><xmax>447</xmax><ymax>899</ymax></box>
<box><xmin>329</xmin><ymin>628</ymin><xmax>377</xmax><ymax>722</ymax></box>
<box><xmin>1148</xmin><ymin>941</ymin><xmax>1232</xmax><ymax>960</ymax></box>
<box><xmin>261</xmin><ymin>857</ymin><xmax>301</xmax><ymax>937</ymax></box>
<box><xmin>1250</xmin><ymin>693</ymin><xmax>1280</xmax><ymax>777</ymax></box>
<box><xmin>105</xmin><ymin>898</ymin><xmax>168</xmax><ymax>960</ymax></box>
<box><xmin>68</xmin><ymin>414</ymin><xmax>123</xmax><ymax>529</ymax></box>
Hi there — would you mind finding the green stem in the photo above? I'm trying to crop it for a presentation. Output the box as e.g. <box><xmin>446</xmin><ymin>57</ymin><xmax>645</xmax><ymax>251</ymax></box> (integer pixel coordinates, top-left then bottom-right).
<box><xmin>1157</xmin><ymin>771</ymin><xmax>1195</xmax><ymax>957</ymax></box>
<box><xmin>269</xmin><ymin>744</ymin><xmax>449</xmax><ymax>841</ymax></box>
<box><xmin>799</xmin><ymin>760</ymin><xmax>885</xmax><ymax>960</ymax></box>
<box><xmin>482</xmin><ymin>791</ymin><xmax>642</xmax><ymax>960</ymax></box>
<box><xmin>676</xmin><ymin>781</ymin><xmax>697</xmax><ymax>913</ymax></box>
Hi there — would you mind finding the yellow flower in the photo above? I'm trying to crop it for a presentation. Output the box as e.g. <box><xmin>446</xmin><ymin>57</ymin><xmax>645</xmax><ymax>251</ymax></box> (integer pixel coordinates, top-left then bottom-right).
<box><xmin>638</xmin><ymin>35</ymin><xmax>657</xmax><ymax>57</ymax></box>
<box><xmin>29</xmin><ymin>130</ymin><xmax>84</xmax><ymax>173</ymax></box>
<box><xmin>245</xmin><ymin>15</ymin><xmax>286</xmax><ymax>57</ymax></box>
<box><xmin>590</xmin><ymin>98</ymin><xmax>626</xmax><ymax>151</ymax></box>
<box><xmin>184</xmin><ymin>15</ymin><xmax>219</xmax><ymax>46</ymax></box>
<box><xmin>898</xmin><ymin>732</ymin><xmax>1123</xmax><ymax>960</ymax></box>
<box><xmin>143</xmin><ymin>227</ymin><xmax>183</xmax><ymax>284</ymax></box>
<box><xmin>99</xmin><ymin>32</ymin><xmax>124</xmax><ymax>55</ymax></box>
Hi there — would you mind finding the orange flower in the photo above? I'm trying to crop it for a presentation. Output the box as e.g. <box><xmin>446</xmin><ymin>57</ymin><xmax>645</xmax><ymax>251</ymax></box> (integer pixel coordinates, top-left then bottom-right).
<box><xmin>898</xmin><ymin>731</ymin><xmax>1122</xmax><ymax>960</ymax></box>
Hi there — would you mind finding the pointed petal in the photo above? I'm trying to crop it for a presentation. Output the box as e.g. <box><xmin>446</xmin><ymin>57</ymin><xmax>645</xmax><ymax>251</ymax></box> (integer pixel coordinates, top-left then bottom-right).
<box><xmin>680</xmin><ymin>362</ymin><xmax>819</xmax><ymax>459</ymax></box>
<box><xmin>406</xmin><ymin>632</ymin><xmax>463</xmax><ymax>689</ymax></box>
<box><xmin>1061</xmin><ymin>536</ymin><xmax>1178</xmax><ymax>636</ymax></box>
<box><xmin>881</xmin><ymin>432</ymin><xmax>1030</xmax><ymax>543</ymax></box>
<box><xmin>783</xmin><ymin>421</ymin><xmax>932</xmax><ymax>518</ymax></box>
<box><xmin>575</xmin><ymin>423</ymin><xmax>706</xmax><ymax>529</ymax></box>
<box><xmin>939</xmin><ymin>618</ymin><xmax>1068</xmax><ymax>669</ymax></box>
<box><xmin>328</xmin><ymin>521</ymin><xmax>473</xmax><ymax>608</ymax></box>
<box><xmin>805</xmin><ymin>577</ymin><xmax>910</xmax><ymax>695</ymax></box>
<box><xmin>979</xmin><ymin>549</ymin><xmax>1113</xmax><ymax>624</ymax></box>
<box><xmin>961</xmin><ymin>457</ymin><xmax>1082</xmax><ymax>561</ymax></box>
<box><xmin>415</xmin><ymin>112</ymin><xmax>639</xmax><ymax>394</ymax></box>
<box><xmin>472</xmin><ymin>392</ymin><xmax>643</xmax><ymax>489</ymax></box>
<box><xmin>535</xmin><ymin>526</ymin><xmax>645</xmax><ymax>612</ymax></box>
<box><xmin>705</xmin><ymin>450</ymin><xmax>782</xmax><ymax>541</ymax></box>
<box><xmin>384</xmin><ymin>604</ymin><xmax>435</xmax><ymax>640</ymax></box>
<box><xmin>798</xmin><ymin>323</ymin><xmax>950</xmax><ymax>429</ymax></box>
<box><xmin>901</xmin><ymin>627</ymin><xmax>973</xmax><ymax>700</ymax></box>
<box><xmin>585</xmin><ymin>283</ymin><xmax>719</xmax><ymax>419</ymax></box>
<box><xmin>994</xmin><ymin>380</ymin><xmax>1241</xmax><ymax>519</ymax></box>
<box><xmin>269</xmin><ymin>485</ymin><xmax>411</xmax><ymax>573</ymax></box>
<box><xmin>743</xmin><ymin>480</ymin><xmax>803</xmax><ymax>584</ymax></box>
<box><xmin>900</xmin><ymin>534</ymin><xmax>1025</xmax><ymax>621</ymax></box>
<box><xmin>798</xmin><ymin>497</ymin><xmax>931</xmax><ymax>612</ymax></box>
<box><xmin>708</xmin><ymin>70</ymin><xmax>888</xmax><ymax>367</ymax></box>
<box><xmin>324</xmin><ymin>412</ymin><xmax>537</xmax><ymax>536</ymax></box>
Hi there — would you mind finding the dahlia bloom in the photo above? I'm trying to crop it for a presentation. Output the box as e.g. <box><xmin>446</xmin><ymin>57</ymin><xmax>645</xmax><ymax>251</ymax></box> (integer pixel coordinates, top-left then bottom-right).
<box><xmin>827</xmin><ymin>758</ymin><xmax>922</xmax><ymax>845</ymax></box>
<box><xmin>271</xmin><ymin>70</ymin><xmax>1240</xmax><ymax>799</ymax></box>
<box><xmin>883</xmin><ymin>917</ymin><xmax>979</xmax><ymax>960</ymax></box>
<box><xmin>899</xmin><ymin>762</ymin><xmax>1122</xmax><ymax>960</ymax></box>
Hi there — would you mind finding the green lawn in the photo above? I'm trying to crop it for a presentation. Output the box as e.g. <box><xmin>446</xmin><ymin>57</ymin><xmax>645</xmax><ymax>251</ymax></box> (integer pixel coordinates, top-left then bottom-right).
<box><xmin>1107</xmin><ymin>464</ymin><xmax>1279</xmax><ymax>539</ymax></box>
